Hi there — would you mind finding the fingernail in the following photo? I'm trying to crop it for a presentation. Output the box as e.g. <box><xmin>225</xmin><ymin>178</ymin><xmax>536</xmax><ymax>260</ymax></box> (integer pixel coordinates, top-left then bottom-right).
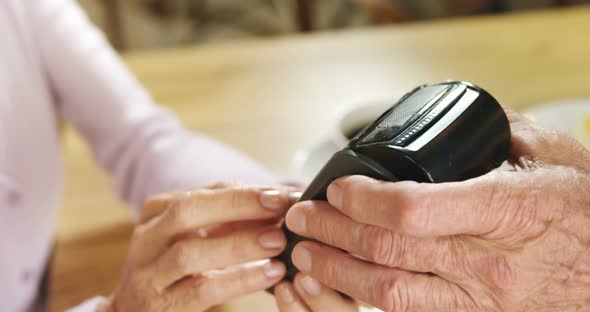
<box><xmin>258</xmin><ymin>230</ymin><xmax>286</xmax><ymax>249</ymax></box>
<box><xmin>301</xmin><ymin>275</ymin><xmax>322</xmax><ymax>296</ymax></box>
<box><xmin>260</xmin><ymin>190</ymin><xmax>287</xmax><ymax>210</ymax></box>
<box><xmin>263</xmin><ymin>261</ymin><xmax>285</xmax><ymax>278</ymax></box>
<box><xmin>278</xmin><ymin>284</ymin><xmax>294</xmax><ymax>304</ymax></box>
<box><xmin>327</xmin><ymin>182</ymin><xmax>343</xmax><ymax>209</ymax></box>
<box><xmin>286</xmin><ymin>205</ymin><xmax>306</xmax><ymax>233</ymax></box>
<box><xmin>292</xmin><ymin>245</ymin><xmax>312</xmax><ymax>272</ymax></box>
<box><xmin>288</xmin><ymin>191</ymin><xmax>303</xmax><ymax>203</ymax></box>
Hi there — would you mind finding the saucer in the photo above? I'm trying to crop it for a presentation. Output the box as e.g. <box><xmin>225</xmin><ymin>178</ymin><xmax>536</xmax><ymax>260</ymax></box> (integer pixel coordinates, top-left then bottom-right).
<box><xmin>523</xmin><ymin>99</ymin><xmax>590</xmax><ymax>149</ymax></box>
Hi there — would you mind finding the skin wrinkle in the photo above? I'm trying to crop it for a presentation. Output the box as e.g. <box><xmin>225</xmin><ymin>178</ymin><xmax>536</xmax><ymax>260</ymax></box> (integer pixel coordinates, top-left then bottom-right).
<box><xmin>446</xmin><ymin>280</ymin><xmax>478</xmax><ymax>311</ymax></box>
<box><xmin>430</xmin><ymin>236</ymin><xmax>468</xmax><ymax>279</ymax></box>
<box><xmin>452</xmin><ymin>281</ymin><xmax>487</xmax><ymax>311</ymax></box>
<box><xmin>429</xmin><ymin>276</ymin><xmax>457</xmax><ymax>310</ymax></box>
<box><xmin>382</xmin><ymin>229</ymin><xmax>401</xmax><ymax>268</ymax></box>
<box><xmin>364</xmin><ymin>224</ymin><xmax>394</xmax><ymax>267</ymax></box>
<box><xmin>485</xmin><ymin>177</ymin><xmax>553</xmax><ymax>245</ymax></box>
<box><xmin>490</xmin><ymin>255</ymin><xmax>515</xmax><ymax>290</ymax></box>
<box><xmin>420</xmin><ymin>237</ymin><xmax>442</xmax><ymax>273</ymax></box>
<box><xmin>319</xmin><ymin>205</ymin><xmax>337</xmax><ymax>247</ymax></box>
<box><xmin>383</xmin><ymin>167</ymin><xmax>585</xmax><ymax>308</ymax></box>
<box><xmin>479</xmin><ymin>177</ymin><xmax>509</xmax><ymax>238</ymax></box>
<box><xmin>459</xmin><ymin>243</ymin><xmax>507</xmax><ymax>293</ymax></box>
<box><xmin>572</xmin><ymin>252</ymin><xmax>590</xmax><ymax>284</ymax></box>
<box><xmin>385</xmin><ymin>275</ymin><xmax>409</xmax><ymax>312</ymax></box>
<box><xmin>422</xmin><ymin>277</ymin><xmax>437</xmax><ymax>308</ymax></box>
<box><xmin>569</xmin><ymin>243</ymin><xmax>590</xmax><ymax>287</ymax></box>
<box><xmin>504</xmin><ymin>189</ymin><xmax>542</xmax><ymax>241</ymax></box>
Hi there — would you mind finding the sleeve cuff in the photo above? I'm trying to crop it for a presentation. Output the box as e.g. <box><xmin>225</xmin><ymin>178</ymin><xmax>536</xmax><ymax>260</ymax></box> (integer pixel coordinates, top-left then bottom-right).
<box><xmin>65</xmin><ymin>296</ymin><xmax>108</xmax><ymax>312</ymax></box>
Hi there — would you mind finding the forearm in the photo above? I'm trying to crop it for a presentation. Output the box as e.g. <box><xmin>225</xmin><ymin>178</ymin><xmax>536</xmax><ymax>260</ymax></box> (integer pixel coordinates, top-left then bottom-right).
<box><xmin>22</xmin><ymin>0</ymin><xmax>280</xmax><ymax>218</ymax></box>
<box><xmin>109</xmin><ymin>115</ymin><xmax>281</xmax><ymax>216</ymax></box>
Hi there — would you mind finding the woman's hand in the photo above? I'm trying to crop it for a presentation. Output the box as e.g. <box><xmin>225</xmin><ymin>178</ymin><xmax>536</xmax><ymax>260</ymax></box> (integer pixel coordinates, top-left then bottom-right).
<box><xmin>285</xmin><ymin>110</ymin><xmax>590</xmax><ymax>311</ymax></box>
<box><xmin>101</xmin><ymin>184</ymin><xmax>298</xmax><ymax>311</ymax></box>
<box><xmin>274</xmin><ymin>274</ymin><xmax>358</xmax><ymax>312</ymax></box>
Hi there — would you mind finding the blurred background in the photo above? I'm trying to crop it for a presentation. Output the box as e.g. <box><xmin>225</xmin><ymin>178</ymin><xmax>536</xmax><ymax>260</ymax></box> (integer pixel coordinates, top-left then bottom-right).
<box><xmin>50</xmin><ymin>2</ymin><xmax>590</xmax><ymax>311</ymax></box>
<box><xmin>80</xmin><ymin>0</ymin><xmax>590</xmax><ymax>51</ymax></box>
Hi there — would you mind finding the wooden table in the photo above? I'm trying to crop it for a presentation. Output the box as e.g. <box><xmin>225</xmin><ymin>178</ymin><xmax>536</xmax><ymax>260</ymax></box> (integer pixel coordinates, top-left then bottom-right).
<box><xmin>49</xmin><ymin>6</ymin><xmax>590</xmax><ymax>311</ymax></box>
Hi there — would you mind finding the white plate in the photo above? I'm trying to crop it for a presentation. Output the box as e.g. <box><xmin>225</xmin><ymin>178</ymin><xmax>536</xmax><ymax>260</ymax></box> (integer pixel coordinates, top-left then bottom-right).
<box><xmin>523</xmin><ymin>99</ymin><xmax>590</xmax><ymax>150</ymax></box>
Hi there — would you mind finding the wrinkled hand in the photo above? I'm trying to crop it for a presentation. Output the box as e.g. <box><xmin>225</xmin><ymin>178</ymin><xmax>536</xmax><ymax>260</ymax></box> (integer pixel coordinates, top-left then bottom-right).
<box><xmin>101</xmin><ymin>183</ymin><xmax>297</xmax><ymax>312</ymax></box>
<box><xmin>274</xmin><ymin>274</ymin><xmax>358</xmax><ymax>312</ymax></box>
<box><xmin>285</xmin><ymin>110</ymin><xmax>590</xmax><ymax>311</ymax></box>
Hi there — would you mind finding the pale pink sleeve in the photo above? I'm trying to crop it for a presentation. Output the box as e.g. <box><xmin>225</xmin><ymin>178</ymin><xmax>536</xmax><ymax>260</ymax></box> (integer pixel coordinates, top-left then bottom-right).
<box><xmin>23</xmin><ymin>0</ymin><xmax>280</xmax><ymax>215</ymax></box>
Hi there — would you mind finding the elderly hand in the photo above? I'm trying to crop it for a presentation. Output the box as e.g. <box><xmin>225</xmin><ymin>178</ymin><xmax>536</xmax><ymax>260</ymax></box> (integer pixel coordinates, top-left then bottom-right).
<box><xmin>100</xmin><ymin>183</ymin><xmax>297</xmax><ymax>312</ymax></box>
<box><xmin>285</xmin><ymin>110</ymin><xmax>590</xmax><ymax>311</ymax></box>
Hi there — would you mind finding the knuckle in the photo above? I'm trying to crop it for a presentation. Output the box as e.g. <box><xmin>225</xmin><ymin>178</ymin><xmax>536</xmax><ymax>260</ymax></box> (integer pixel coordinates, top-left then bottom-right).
<box><xmin>131</xmin><ymin>272</ymin><xmax>158</xmax><ymax>296</ymax></box>
<box><xmin>228</xmin><ymin>185</ymin><xmax>254</xmax><ymax>211</ymax></box>
<box><xmin>321</xmin><ymin>258</ymin><xmax>341</xmax><ymax>288</ymax></box>
<box><xmin>481</xmin><ymin>255</ymin><xmax>516</xmax><ymax>288</ymax></box>
<box><xmin>483</xmin><ymin>178</ymin><xmax>517</xmax><ymax>234</ymax></box>
<box><xmin>441</xmin><ymin>237</ymin><xmax>467</xmax><ymax>272</ymax></box>
<box><xmin>318</xmin><ymin>214</ymin><xmax>337</xmax><ymax>245</ymax></box>
<box><xmin>379</xmin><ymin>276</ymin><xmax>410</xmax><ymax>312</ymax></box>
<box><xmin>169</xmin><ymin>243</ymin><xmax>195</xmax><ymax>274</ymax></box>
<box><xmin>492</xmin><ymin>256</ymin><xmax>515</xmax><ymax>288</ymax></box>
<box><xmin>514</xmin><ymin>191</ymin><xmax>540</xmax><ymax>229</ymax></box>
<box><xmin>483</xmin><ymin>185</ymin><xmax>504</xmax><ymax>229</ymax></box>
<box><xmin>498</xmin><ymin>186</ymin><xmax>544</xmax><ymax>238</ymax></box>
<box><xmin>229</xmin><ymin>188</ymin><xmax>242</xmax><ymax>211</ymax></box>
<box><xmin>165</xmin><ymin>203</ymin><xmax>192</xmax><ymax>229</ymax></box>
<box><xmin>364</xmin><ymin>226</ymin><xmax>398</xmax><ymax>267</ymax></box>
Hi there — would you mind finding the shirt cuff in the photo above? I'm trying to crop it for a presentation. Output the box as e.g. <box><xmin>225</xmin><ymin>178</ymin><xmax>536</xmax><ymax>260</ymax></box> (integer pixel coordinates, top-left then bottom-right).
<box><xmin>65</xmin><ymin>296</ymin><xmax>108</xmax><ymax>312</ymax></box>
<box><xmin>359</xmin><ymin>306</ymin><xmax>382</xmax><ymax>312</ymax></box>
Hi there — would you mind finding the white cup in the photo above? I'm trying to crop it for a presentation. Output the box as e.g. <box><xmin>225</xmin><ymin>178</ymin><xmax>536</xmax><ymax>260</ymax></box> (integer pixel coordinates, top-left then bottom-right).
<box><xmin>291</xmin><ymin>101</ymin><xmax>392</xmax><ymax>182</ymax></box>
